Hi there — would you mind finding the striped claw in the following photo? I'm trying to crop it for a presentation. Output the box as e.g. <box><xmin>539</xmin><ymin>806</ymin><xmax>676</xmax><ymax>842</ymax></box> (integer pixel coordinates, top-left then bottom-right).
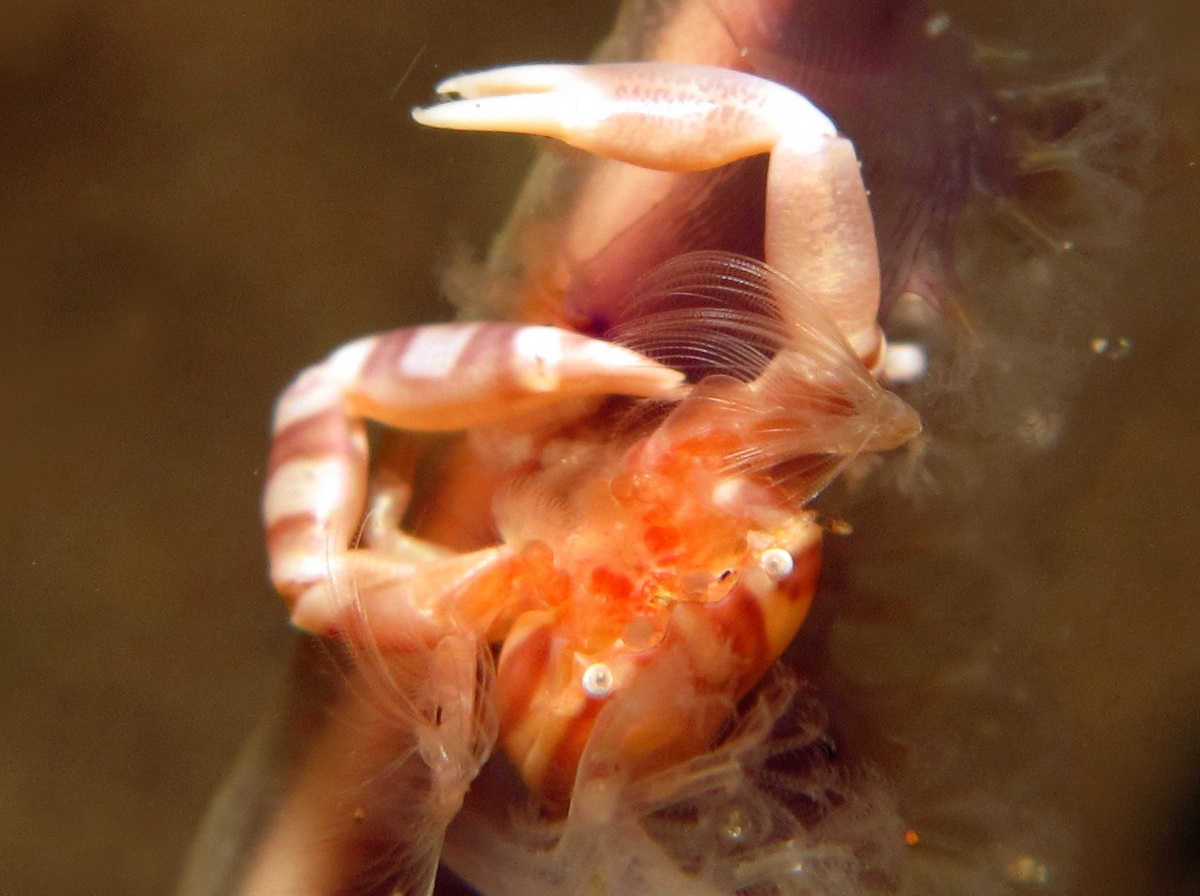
<box><xmin>264</xmin><ymin>321</ymin><xmax>685</xmax><ymax>635</ymax></box>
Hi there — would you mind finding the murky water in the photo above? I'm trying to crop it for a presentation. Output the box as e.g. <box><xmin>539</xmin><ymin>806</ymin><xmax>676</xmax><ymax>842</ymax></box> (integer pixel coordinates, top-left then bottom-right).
<box><xmin>1</xmin><ymin>2</ymin><xmax>1196</xmax><ymax>894</ymax></box>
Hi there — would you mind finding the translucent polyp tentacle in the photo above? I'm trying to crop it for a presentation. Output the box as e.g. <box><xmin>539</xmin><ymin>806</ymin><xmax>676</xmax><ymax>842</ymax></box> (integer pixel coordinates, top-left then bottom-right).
<box><xmin>414</xmin><ymin>62</ymin><xmax>884</xmax><ymax>365</ymax></box>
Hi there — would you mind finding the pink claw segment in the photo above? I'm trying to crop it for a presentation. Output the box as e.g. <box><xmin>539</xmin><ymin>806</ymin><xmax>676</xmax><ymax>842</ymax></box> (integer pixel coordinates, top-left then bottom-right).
<box><xmin>414</xmin><ymin>63</ymin><xmax>837</xmax><ymax>168</ymax></box>
<box><xmin>414</xmin><ymin>62</ymin><xmax>884</xmax><ymax>364</ymax></box>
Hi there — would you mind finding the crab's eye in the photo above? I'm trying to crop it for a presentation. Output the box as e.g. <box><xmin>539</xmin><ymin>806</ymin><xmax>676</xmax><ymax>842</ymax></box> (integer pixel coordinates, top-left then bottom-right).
<box><xmin>760</xmin><ymin>547</ymin><xmax>794</xmax><ymax>579</ymax></box>
<box><xmin>581</xmin><ymin>663</ymin><xmax>615</xmax><ymax>698</ymax></box>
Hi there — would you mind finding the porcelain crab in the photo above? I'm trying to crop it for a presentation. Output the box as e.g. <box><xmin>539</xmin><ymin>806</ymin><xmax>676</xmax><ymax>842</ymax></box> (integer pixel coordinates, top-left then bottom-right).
<box><xmin>253</xmin><ymin>56</ymin><xmax>918</xmax><ymax>895</ymax></box>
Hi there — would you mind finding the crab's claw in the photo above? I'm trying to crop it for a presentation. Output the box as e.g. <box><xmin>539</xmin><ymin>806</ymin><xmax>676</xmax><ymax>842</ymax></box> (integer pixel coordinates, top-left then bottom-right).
<box><xmin>414</xmin><ymin>62</ymin><xmax>885</xmax><ymax>368</ymax></box>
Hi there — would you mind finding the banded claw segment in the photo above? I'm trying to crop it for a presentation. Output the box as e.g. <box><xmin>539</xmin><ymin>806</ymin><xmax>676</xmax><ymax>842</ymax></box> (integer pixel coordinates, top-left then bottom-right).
<box><xmin>265</xmin><ymin>321</ymin><xmax>688</xmax><ymax>635</ymax></box>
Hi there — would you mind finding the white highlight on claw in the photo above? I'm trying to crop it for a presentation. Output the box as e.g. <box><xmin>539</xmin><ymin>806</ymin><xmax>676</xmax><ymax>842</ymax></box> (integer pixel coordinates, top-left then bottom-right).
<box><xmin>760</xmin><ymin>547</ymin><xmax>794</xmax><ymax>579</ymax></box>
<box><xmin>513</xmin><ymin>326</ymin><xmax>564</xmax><ymax>392</ymax></box>
<box><xmin>581</xmin><ymin>662</ymin><xmax>615</xmax><ymax>698</ymax></box>
<box><xmin>400</xmin><ymin>323</ymin><xmax>481</xmax><ymax>380</ymax></box>
<box><xmin>264</xmin><ymin>458</ymin><xmax>352</xmax><ymax>525</ymax></box>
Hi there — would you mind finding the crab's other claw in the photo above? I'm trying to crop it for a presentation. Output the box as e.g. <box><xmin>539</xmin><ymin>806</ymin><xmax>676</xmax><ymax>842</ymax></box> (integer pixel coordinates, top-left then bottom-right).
<box><xmin>414</xmin><ymin>63</ymin><xmax>885</xmax><ymax>369</ymax></box>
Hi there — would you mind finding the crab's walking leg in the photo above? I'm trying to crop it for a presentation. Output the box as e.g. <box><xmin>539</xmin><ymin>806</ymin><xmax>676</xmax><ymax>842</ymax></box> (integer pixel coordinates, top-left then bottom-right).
<box><xmin>265</xmin><ymin>321</ymin><xmax>686</xmax><ymax>634</ymax></box>
<box><xmin>414</xmin><ymin>63</ymin><xmax>885</xmax><ymax>367</ymax></box>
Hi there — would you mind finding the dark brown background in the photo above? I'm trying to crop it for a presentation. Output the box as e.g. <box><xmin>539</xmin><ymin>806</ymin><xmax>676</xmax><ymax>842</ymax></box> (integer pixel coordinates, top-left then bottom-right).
<box><xmin>1</xmin><ymin>2</ymin><xmax>1196</xmax><ymax>894</ymax></box>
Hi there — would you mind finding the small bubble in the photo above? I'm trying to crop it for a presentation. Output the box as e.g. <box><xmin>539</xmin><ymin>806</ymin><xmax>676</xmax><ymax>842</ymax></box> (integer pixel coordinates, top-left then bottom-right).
<box><xmin>883</xmin><ymin>341</ymin><xmax>928</xmax><ymax>384</ymax></box>
<box><xmin>1090</xmin><ymin>335</ymin><xmax>1133</xmax><ymax>360</ymax></box>
<box><xmin>719</xmin><ymin>806</ymin><xmax>752</xmax><ymax>846</ymax></box>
